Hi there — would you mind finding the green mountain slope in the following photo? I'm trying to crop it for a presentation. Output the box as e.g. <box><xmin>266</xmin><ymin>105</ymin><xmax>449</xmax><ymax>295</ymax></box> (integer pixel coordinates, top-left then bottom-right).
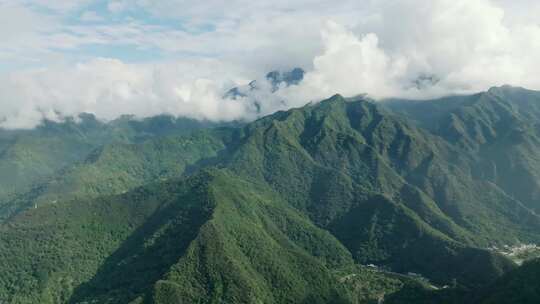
<box><xmin>0</xmin><ymin>113</ymin><xmax>228</xmax><ymax>196</ymax></box>
<box><xmin>383</xmin><ymin>257</ymin><xmax>540</xmax><ymax>304</ymax></box>
<box><xmin>0</xmin><ymin>116</ymin><xmax>232</xmax><ymax>220</ymax></box>
<box><xmin>385</xmin><ymin>86</ymin><xmax>540</xmax><ymax>213</ymax></box>
<box><xmin>475</xmin><ymin>258</ymin><xmax>540</xmax><ymax>304</ymax></box>
<box><xmin>1</xmin><ymin>168</ymin><xmax>474</xmax><ymax>304</ymax></box>
<box><xmin>219</xmin><ymin>95</ymin><xmax>520</xmax><ymax>286</ymax></box>
<box><xmin>2</xmin><ymin>87</ymin><xmax>540</xmax><ymax>303</ymax></box>
<box><xmin>0</xmin><ymin>170</ymin><xmax>382</xmax><ymax>303</ymax></box>
<box><xmin>0</xmin><ymin>129</ymin><xmax>230</xmax><ymax>220</ymax></box>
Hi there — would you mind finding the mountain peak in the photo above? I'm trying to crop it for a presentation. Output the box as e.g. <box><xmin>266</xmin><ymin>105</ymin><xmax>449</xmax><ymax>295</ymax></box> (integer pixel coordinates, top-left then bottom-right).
<box><xmin>265</xmin><ymin>67</ymin><xmax>305</xmax><ymax>87</ymax></box>
<box><xmin>224</xmin><ymin>67</ymin><xmax>305</xmax><ymax>100</ymax></box>
<box><xmin>487</xmin><ymin>84</ymin><xmax>526</xmax><ymax>95</ymax></box>
<box><xmin>326</xmin><ymin>93</ymin><xmax>346</xmax><ymax>102</ymax></box>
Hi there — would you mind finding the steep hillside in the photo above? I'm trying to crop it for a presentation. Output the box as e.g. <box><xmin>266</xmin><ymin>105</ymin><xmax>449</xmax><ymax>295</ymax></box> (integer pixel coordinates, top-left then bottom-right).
<box><xmin>221</xmin><ymin>95</ymin><xmax>521</xmax><ymax>285</ymax></box>
<box><xmin>474</xmin><ymin>258</ymin><xmax>540</xmax><ymax>304</ymax></box>
<box><xmin>383</xmin><ymin>257</ymin><xmax>540</xmax><ymax>304</ymax></box>
<box><xmin>385</xmin><ymin>86</ymin><xmax>540</xmax><ymax>212</ymax></box>
<box><xmin>0</xmin><ymin>170</ymin><xmax>374</xmax><ymax>304</ymax></box>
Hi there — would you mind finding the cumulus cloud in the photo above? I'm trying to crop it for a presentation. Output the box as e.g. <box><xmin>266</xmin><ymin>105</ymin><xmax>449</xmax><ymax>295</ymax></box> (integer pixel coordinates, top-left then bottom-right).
<box><xmin>0</xmin><ymin>58</ymin><xmax>254</xmax><ymax>128</ymax></box>
<box><xmin>281</xmin><ymin>0</ymin><xmax>540</xmax><ymax>101</ymax></box>
<box><xmin>354</xmin><ymin>0</ymin><xmax>540</xmax><ymax>96</ymax></box>
<box><xmin>1</xmin><ymin>0</ymin><xmax>540</xmax><ymax>128</ymax></box>
<box><xmin>281</xmin><ymin>21</ymin><xmax>405</xmax><ymax>101</ymax></box>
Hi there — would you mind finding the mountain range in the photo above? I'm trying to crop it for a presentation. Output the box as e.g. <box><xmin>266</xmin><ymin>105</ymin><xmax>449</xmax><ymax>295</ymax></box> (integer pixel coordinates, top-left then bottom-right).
<box><xmin>1</xmin><ymin>85</ymin><xmax>540</xmax><ymax>303</ymax></box>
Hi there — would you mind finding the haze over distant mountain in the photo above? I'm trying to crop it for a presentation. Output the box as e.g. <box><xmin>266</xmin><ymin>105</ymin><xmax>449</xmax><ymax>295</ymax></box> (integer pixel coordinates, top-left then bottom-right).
<box><xmin>2</xmin><ymin>85</ymin><xmax>540</xmax><ymax>303</ymax></box>
<box><xmin>225</xmin><ymin>68</ymin><xmax>305</xmax><ymax>99</ymax></box>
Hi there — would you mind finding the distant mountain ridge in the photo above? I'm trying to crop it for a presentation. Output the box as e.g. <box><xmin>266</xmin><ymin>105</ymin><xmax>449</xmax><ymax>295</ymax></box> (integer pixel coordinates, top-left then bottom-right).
<box><xmin>0</xmin><ymin>114</ymin><xmax>235</xmax><ymax>220</ymax></box>
<box><xmin>225</xmin><ymin>67</ymin><xmax>305</xmax><ymax>99</ymax></box>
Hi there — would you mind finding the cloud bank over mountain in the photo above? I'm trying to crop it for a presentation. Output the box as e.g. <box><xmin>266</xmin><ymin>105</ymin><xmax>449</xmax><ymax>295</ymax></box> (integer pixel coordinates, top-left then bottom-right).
<box><xmin>1</xmin><ymin>0</ymin><xmax>540</xmax><ymax>128</ymax></box>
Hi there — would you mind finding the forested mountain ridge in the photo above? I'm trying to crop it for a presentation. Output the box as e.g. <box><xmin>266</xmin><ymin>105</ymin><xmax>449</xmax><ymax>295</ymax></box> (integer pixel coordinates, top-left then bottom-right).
<box><xmin>0</xmin><ymin>115</ymin><xmax>234</xmax><ymax>221</ymax></box>
<box><xmin>385</xmin><ymin>86</ymin><xmax>540</xmax><ymax>213</ymax></box>
<box><xmin>1</xmin><ymin>86</ymin><xmax>540</xmax><ymax>303</ymax></box>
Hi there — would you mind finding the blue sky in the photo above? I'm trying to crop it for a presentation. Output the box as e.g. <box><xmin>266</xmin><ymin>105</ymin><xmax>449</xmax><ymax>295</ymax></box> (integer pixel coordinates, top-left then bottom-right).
<box><xmin>0</xmin><ymin>0</ymin><xmax>216</xmax><ymax>70</ymax></box>
<box><xmin>1</xmin><ymin>0</ymin><xmax>540</xmax><ymax>129</ymax></box>
<box><xmin>0</xmin><ymin>0</ymin><xmax>342</xmax><ymax>72</ymax></box>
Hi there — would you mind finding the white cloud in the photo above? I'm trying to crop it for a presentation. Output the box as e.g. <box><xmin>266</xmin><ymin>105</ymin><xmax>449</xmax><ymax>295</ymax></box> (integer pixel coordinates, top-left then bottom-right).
<box><xmin>0</xmin><ymin>58</ymin><xmax>254</xmax><ymax>128</ymax></box>
<box><xmin>283</xmin><ymin>22</ymin><xmax>404</xmax><ymax>100</ymax></box>
<box><xmin>1</xmin><ymin>0</ymin><xmax>540</xmax><ymax>128</ymax></box>
<box><xmin>278</xmin><ymin>0</ymin><xmax>540</xmax><ymax>101</ymax></box>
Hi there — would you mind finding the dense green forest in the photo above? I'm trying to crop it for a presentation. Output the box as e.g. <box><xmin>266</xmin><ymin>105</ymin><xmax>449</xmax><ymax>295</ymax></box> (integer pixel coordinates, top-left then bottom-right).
<box><xmin>1</xmin><ymin>86</ymin><xmax>540</xmax><ymax>303</ymax></box>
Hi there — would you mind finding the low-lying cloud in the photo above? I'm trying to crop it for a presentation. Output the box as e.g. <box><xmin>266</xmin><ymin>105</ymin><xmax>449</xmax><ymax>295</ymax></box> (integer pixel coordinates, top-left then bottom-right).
<box><xmin>0</xmin><ymin>58</ymin><xmax>255</xmax><ymax>128</ymax></box>
<box><xmin>1</xmin><ymin>0</ymin><xmax>540</xmax><ymax>128</ymax></box>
